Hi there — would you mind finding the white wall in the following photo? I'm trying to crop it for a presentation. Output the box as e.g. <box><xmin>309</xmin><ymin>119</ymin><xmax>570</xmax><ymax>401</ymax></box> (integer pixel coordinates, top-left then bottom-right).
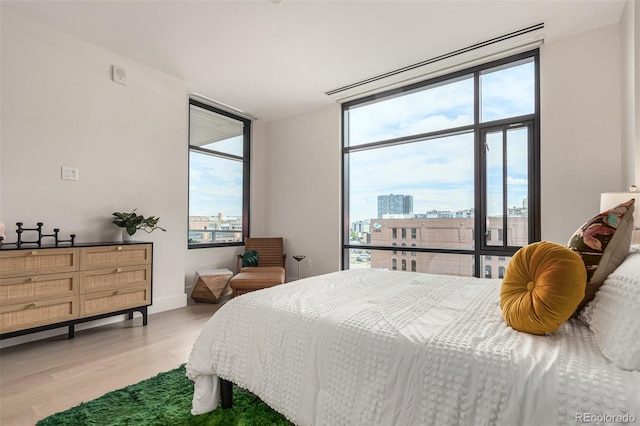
<box><xmin>262</xmin><ymin>105</ymin><xmax>342</xmax><ymax>280</ymax></box>
<box><xmin>0</xmin><ymin>10</ymin><xmax>188</xmax><ymax>343</ymax></box>
<box><xmin>621</xmin><ymin>0</ymin><xmax>640</xmax><ymax>189</ymax></box>
<box><xmin>540</xmin><ymin>23</ymin><xmax>622</xmax><ymax>242</ymax></box>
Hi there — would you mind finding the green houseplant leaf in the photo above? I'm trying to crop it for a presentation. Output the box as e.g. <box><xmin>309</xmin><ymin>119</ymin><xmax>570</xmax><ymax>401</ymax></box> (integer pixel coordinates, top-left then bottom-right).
<box><xmin>112</xmin><ymin>209</ymin><xmax>166</xmax><ymax>236</ymax></box>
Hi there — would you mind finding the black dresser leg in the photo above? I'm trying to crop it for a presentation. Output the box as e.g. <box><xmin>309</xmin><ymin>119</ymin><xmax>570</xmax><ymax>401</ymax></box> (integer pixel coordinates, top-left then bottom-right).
<box><xmin>141</xmin><ymin>307</ymin><xmax>148</xmax><ymax>326</ymax></box>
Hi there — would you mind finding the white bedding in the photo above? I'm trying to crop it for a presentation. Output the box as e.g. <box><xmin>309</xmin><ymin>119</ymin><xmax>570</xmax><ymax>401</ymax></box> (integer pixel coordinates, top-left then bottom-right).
<box><xmin>186</xmin><ymin>269</ymin><xmax>640</xmax><ymax>425</ymax></box>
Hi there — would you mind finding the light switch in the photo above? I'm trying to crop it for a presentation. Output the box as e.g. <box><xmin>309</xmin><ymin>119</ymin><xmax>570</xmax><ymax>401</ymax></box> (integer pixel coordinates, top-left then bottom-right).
<box><xmin>61</xmin><ymin>166</ymin><xmax>79</xmax><ymax>181</ymax></box>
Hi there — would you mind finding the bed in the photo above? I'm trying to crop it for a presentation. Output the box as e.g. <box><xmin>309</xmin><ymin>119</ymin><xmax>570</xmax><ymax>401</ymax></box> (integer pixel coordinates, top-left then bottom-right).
<box><xmin>186</xmin><ymin>247</ymin><xmax>640</xmax><ymax>426</ymax></box>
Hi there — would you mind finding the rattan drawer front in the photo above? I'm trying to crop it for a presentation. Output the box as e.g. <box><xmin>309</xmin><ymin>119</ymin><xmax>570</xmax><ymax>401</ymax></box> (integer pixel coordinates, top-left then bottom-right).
<box><xmin>80</xmin><ymin>244</ymin><xmax>151</xmax><ymax>270</ymax></box>
<box><xmin>0</xmin><ymin>248</ymin><xmax>79</xmax><ymax>278</ymax></box>
<box><xmin>0</xmin><ymin>272</ymin><xmax>79</xmax><ymax>306</ymax></box>
<box><xmin>80</xmin><ymin>285</ymin><xmax>150</xmax><ymax>317</ymax></box>
<box><xmin>0</xmin><ymin>296</ymin><xmax>78</xmax><ymax>333</ymax></box>
<box><xmin>81</xmin><ymin>266</ymin><xmax>150</xmax><ymax>294</ymax></box>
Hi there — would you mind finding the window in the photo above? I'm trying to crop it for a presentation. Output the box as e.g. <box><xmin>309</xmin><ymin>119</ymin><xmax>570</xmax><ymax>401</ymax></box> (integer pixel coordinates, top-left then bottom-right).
<box><xmin>498</xmin><ymin>266</ymin><xmax>506</xmax><ymax>279</ymax></box>
<box><xmin>411</xmin><ymin>260</ymin><xmax>417</xmax><ymax>272</ymax></box>
<box><xmin>401</xmin><ymin>259</ymin><xmax>407</xmax><ymax>271</ymax></box>
<box><xmin>401</xmin><ymin>243</ymin><xmax>407</xmax><ymax>255</ymax></box>
<box><xmin>485</xmin><ymin>265</ymin><xmax>492</xmax><ymax>278</ymax></box>
<box><xmin>343</xmin><ymin>51</ymin><xmax>540</xmax><ymax>276</ymax></box>
<box><xmin>392</xmin><ymin>259</ymin><xmax>397</xmax><ymax>270</ymax></box>
<box><xmin>188</xmin><ymin>100</ymin><xmax>250</xmax><ymax>248</ymax></box>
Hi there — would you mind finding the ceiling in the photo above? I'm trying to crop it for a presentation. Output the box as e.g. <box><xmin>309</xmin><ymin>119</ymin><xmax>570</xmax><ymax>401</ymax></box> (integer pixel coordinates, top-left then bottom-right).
<box><xmin>1</xmin><ymin>0</ymin><xmax>627</xmax><ymax>123</ymax></box>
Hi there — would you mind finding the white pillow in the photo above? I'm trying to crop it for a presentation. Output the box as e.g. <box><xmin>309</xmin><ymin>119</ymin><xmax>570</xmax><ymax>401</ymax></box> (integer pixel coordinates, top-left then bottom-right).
<box><xmin>579</xmin><ymin>244</ymin><xmax>640</xmax><ymax>370</ymax></box>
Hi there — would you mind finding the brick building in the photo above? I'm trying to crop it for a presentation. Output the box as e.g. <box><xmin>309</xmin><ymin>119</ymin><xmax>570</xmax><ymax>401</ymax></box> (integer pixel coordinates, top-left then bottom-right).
<box><xmin>357</xmin><ymin>216</ymin><xmax>528</xmax><ymax>278</ymax></box>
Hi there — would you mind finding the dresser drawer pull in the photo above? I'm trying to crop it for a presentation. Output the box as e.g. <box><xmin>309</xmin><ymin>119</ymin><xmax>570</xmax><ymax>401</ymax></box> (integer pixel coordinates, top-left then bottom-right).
<box><xmin>113</xmin><ymin>290</ymin><xmax>121</xmax><ymax>295</ymax></box>
<box><xmin>117</xmin><ymin>246</ymin><xmax>123</xmax><ymax>251</ymax></box>
<box><xmin>115</xmin><ymin>268</ymin><xmax>122</xmax><ymax>273</ymax></box>
<box><xmin>30</xmin><ymin>277</ymin><xmax>37</xmax><ymax>282</ymax></box>
<box><xmin>31</xmin><ymin>251</ymin><xmax>38</xmax><ymax>255</ymax></box>
<box><xmin>27</xmin><ymin>303</ymin><xmax>37</xmax><ymax>309</ymax></box>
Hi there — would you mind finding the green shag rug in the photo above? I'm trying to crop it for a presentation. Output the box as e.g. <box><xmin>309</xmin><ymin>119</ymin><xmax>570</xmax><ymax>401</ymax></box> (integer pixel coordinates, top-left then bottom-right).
<box><xmin>37</xmin><ymin>365</ymin><xmax>293</xmax><ymax>426</ymax></box>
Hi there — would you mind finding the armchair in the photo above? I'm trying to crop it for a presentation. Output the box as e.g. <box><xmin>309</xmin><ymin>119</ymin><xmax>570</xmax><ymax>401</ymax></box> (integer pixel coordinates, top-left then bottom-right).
<box><xmin>229</xmin><ymin>237</ymin><xmax>286</xmax><ymax>297</ymax></box>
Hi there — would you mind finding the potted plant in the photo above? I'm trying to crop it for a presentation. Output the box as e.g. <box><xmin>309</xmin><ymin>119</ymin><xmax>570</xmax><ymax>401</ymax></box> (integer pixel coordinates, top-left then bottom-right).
<box><xmin>112</xmin><ymin>209</ymin><xmax>166</xmax><ymax>240</ymax></box>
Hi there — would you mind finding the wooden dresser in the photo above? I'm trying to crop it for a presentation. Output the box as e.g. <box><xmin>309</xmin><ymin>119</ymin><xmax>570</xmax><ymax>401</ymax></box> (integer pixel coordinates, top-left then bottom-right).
<box><xmin>0</xmin><ymin>242</ymin><xmax>152</xmax><ymax>340</ymax></box>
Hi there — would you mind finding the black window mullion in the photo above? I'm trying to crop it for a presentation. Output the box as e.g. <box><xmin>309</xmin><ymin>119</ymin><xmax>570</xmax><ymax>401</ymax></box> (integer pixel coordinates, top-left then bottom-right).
<box><xmin>341</xmin><ymin>112</ymin><xmax>350</xmax><ymax>269</ymax></box>
<box><xmin>530</xmin><ymin>50</ymin><xmax>542</xmax><ymax>244</ymax></box>
<box><xmin>473</xmin><ymin>69</ymin><xmax>482</xmax><ymax>278</ymax></box>
<box><xmin>502</xmin><ymin>128</ymin><xmax>508</xmax><ymax>251</ymax></box>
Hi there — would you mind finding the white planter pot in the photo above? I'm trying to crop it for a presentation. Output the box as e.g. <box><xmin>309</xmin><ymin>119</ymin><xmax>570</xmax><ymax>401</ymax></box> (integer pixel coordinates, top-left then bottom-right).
<box><xmin>122</xmin><ymin>229</ymin><xmax>135</xmax><ymax>242</ymax></box>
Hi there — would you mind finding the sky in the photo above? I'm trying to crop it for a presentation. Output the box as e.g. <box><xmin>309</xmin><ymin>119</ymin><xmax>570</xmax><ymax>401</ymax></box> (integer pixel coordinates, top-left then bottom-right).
<box><xmin>189</xmin><ymin>58</ymin><xmax>534</xmax><ymax>222</ymax></box>
<box><xmin>189</xmin><ymin>147</ymin><xmax>243</xmax><ymax>218</ymax></box>
<box><xmin>347</xmin><ymin>58</ymin><xmax>534</xmax><ymax>223</ymax></box>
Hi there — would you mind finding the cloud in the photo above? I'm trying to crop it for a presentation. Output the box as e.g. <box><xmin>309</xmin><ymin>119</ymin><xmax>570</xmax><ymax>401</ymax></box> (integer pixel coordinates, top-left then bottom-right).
<box><xmin>349</xmin><ymin>132</ymin><xmax>475</xmax><ymax>220</ymax></box>
<box><xmin>480</xmin><ymin>61</ymin><xmax>535</xmax><ymax>122</ymax></box>
<box><xmin>346</xmin><ymin>60</ymin><xmax>535</xmax><ymax>223</ymax></box>
<box><xmin>189</xmin><ymin>152</ymin><xmax>243</xmax><ymax>216</ymax></box>
<box><xmin>507</xmin><ymin>176</ymin><xmax>528</xmax><ymax>185</ymax></box>
<box><xmin>348</xmin><ymin>76</ymin><xmax>474</xmax><ymax>146</ymax></box>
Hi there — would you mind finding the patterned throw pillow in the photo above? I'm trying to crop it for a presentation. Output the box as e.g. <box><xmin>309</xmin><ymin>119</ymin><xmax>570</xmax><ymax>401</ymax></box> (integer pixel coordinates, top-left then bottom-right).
<box><xmin>567</xmin><ymin>198</ymin><xmax>635</xmax><ymax>312</ymax></box>
<box><xmin>241</xmin><ymin>250</ymin><xmax>259</xmax><ymax>267</ymax></box>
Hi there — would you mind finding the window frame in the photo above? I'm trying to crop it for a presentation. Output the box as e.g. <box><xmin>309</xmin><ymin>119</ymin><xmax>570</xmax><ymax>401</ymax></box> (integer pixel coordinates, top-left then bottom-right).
<box><xmin>341</xmin><ymin>50</ymin><xmax>540</xmax><ymax>276</ymax></box>
<box><xmin>188</xmin><ymin>99</ymin><xmax>251</xmax><ymax>249</ymax></box>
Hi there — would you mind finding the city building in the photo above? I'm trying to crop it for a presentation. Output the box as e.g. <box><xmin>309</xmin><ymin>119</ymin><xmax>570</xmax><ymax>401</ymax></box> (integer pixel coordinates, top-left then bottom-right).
<box><xmin>354</xmin><ymin>214</ymin><xmax>528</xmax><ymax>278</ymax></box>
<box><xmin>188</xmin><ymin>213</ymin><xmax>242</xmax><ymax>244</ymax></box>
<box><xmin>377</xmin><ymin>194</ymin><xmax>413</xmax><ymax>218</ymax></box>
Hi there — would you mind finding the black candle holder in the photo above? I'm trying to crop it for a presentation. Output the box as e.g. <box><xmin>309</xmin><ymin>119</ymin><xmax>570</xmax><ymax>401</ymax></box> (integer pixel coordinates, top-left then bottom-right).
<box><xmin>0</xmin><ymin>222</ymin><xmax>76</xmax><ymax>249</ymax></box>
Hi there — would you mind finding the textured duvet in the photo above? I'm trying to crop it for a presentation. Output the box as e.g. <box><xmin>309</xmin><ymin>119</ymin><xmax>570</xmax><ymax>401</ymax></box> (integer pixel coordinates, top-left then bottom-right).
<box><xmin>186</xmin><ymin>269</ymin><xmax>640</xmax><ymax>425</ymax></box>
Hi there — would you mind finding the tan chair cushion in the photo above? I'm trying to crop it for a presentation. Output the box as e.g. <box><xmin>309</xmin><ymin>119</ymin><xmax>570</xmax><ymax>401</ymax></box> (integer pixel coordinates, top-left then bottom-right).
<box><xmin>230</xmin><ymin>267</ymin><xmax>285</xmax><ymax>293</ymax></box>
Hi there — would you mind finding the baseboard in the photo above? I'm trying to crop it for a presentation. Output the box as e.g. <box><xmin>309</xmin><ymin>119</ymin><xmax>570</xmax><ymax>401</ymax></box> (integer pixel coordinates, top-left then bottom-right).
<box><xmin>148</xmin><ymin>293</ymin><xmax>188</xmax><ymax>314</ymax></box>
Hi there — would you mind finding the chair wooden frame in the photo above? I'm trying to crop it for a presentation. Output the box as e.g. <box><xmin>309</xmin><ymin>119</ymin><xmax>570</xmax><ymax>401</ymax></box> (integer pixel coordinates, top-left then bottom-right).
<box><xmin>236</xmin><ymin>237</ymin><xmax>286</xmax><ymax>272</ymax></box>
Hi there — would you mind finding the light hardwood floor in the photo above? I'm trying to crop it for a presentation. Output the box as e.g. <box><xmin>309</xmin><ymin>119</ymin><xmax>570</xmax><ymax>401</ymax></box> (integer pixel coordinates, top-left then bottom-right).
<box><xmin>0</xmin><ymin>302</ymin><xmax>223</xmax><ymax>426</ymax></box>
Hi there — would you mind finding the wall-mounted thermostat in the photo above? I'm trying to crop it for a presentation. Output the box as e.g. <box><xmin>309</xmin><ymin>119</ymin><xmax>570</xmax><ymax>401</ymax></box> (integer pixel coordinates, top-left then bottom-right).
<box><xmin>111</xmin><ymin>65</ymin><xmax>127</xmax><ymax>85</ymax></box>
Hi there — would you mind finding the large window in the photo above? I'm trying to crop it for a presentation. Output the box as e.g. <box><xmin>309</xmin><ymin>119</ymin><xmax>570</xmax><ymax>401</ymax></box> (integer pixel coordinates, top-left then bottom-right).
<box><xmin>343</xmin><ymin>51</ymin><xmax>540</xmax><ymax>277</ymax></box>
<box><xmin>188</xmin><ymin>100</ymin><xmax>250</xmax><ymax>248</ymax></box>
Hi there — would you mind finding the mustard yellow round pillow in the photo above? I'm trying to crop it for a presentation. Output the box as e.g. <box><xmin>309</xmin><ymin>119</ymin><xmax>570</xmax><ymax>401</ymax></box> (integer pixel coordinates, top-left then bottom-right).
<box><xmin>500</xmin><ymin>241</ymin><xmax>587</xmax><ymax>335</ymax></box>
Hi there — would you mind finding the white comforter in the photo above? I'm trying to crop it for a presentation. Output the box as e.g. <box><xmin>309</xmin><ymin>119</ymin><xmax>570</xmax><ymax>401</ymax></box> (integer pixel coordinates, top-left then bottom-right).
<box><xmin>186</xmin><ymin>269</ymin><xmax>640</xmax><ymax>425</ymax></box>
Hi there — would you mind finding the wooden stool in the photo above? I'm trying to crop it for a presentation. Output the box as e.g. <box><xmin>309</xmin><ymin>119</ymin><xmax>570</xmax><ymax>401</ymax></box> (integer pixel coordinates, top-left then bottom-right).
<box><xmin>191</xmin><ymin>268</ymin><xmax>233</xmax><ymax>303</ymax></box>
